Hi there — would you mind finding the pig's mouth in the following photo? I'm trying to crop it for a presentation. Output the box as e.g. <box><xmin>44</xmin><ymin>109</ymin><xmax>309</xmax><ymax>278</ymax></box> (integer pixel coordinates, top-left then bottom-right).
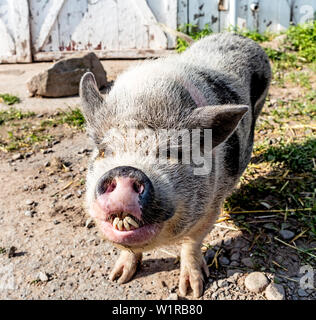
<box><xmin>99</xmin><ymin>211</ymin><xmax>162</xmax><ymax>246</ymax></box>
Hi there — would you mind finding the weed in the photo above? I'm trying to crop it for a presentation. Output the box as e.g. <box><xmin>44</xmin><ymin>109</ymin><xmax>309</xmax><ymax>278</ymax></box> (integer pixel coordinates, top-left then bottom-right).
<box><xmin>0</xmin><ymin>108</ymin><xmax>34</xmax><ymax>125</ymax></box>
<box><xmin>176</xmin><ymin>23</ymin><xmax>212</xmax><ymax>52</ymax></box>
<box><xmin>0</xmin><ymin>93</ymin><xmax>20</xmax><ymax>105</ymax></box>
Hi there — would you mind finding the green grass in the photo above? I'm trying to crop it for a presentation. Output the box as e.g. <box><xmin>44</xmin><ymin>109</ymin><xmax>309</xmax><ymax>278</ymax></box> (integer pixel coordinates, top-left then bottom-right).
<box><xmin>0</xmin><ymin>93</ymin><xmax>20</xmax><ymax>105</ymax></box>
<box><xmin>40</xmin><ymin>108</ymin><xmax>85</xmax><ymax>129</ymax></box>
<box><xmin>287</xmin><ymin>71</ymin><xmax>311</xmax><ymax>89</ymax></box>
<box><xmin>285</xmin><ymin>21</ymin><xmax>316</xmax><ymax>63</ymax></box>
<box><xmin>263</xmin><ymin>137</ymin><xmax>316</xmax><ymax>173</ymax></box>
<box><xmin>0</xmin><ymin>108</ymin><xmax>35</xmax><ymax>125</ymax></box>
<box><xmin>176</xmin><ymin>23</ymin><xmax>213</xmax><ymax>52</ymax></box>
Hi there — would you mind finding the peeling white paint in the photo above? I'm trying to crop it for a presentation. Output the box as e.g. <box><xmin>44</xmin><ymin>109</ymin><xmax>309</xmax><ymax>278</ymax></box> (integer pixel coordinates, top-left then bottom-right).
<box><xmin>0</xmin><ymin>0</ymin><xmax>315</xmax><ymax>63</ymax></box>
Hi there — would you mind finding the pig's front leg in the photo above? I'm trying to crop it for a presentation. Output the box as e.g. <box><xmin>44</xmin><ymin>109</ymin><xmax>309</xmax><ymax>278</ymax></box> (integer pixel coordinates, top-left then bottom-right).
<box><xmin>109</xmin><ymin>250</ymin><xmax>142</xmax><ymax>284</ymax></box>
<box><xmin>179</xmin><ymin>240</ymin><xmax>209</xmax><ymax>298</ymax></box>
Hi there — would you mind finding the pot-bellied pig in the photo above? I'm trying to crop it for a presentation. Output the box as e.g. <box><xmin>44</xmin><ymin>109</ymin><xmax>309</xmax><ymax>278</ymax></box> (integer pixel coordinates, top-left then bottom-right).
<box><xmin>79</xmin><ymin>32</ymin><xmax>271</xmax><ymax>297</ymax></box>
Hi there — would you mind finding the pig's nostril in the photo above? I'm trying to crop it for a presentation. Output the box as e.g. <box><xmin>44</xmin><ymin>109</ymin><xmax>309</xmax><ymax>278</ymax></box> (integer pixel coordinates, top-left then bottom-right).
<box><xmin>105</xmin><ymin>180</ymin><xmax>117</xmax><ymax>193</ymax></box>
<box><xmin>133</xmin><ymin>181</ymin><xmax>144</xmax><ymax>194</ymax></box>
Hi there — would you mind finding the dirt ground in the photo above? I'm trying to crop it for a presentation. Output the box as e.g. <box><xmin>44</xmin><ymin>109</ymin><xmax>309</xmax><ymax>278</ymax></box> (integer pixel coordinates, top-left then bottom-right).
<box><xmin>0</xmin><ymin>60</ymin><xmax>315</xmax><ymax>300</ymax></box>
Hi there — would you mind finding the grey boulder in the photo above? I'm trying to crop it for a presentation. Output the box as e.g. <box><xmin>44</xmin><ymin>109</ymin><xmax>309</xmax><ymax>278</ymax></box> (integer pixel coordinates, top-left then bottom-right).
<box><xmin>27</xmin><ymin>52</ymin><xmax>107</xmax><ymax>97</ymax></box>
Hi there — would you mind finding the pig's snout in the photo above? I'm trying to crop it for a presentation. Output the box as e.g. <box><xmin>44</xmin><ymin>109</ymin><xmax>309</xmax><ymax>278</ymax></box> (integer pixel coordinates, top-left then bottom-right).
<box><xmin>95</xmin><ymin>166</ymin><xmax>154</xmax><ymax>223</ymax></box>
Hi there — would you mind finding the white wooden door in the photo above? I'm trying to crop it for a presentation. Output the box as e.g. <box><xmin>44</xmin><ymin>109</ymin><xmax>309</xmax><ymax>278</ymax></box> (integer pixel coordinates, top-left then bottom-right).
<box><xmin>29</xmin><ymin>0</ymin><xmax>177</xmax><ymax>61</ymax></box>
<box><xmin>178</xmin><ymin>0</ymin><xmax>316</xmax><ymax>33</ymax></box>
<box><xmin>0</xmin><ymin>0</ymin><xmax>32</xmax><ymax>63</ymax></box>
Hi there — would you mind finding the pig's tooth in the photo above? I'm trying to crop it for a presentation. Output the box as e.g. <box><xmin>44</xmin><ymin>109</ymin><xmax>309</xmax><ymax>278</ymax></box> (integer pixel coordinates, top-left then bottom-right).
<box><xmin>113</xmin><ymin>217</ymin><xmax>120</xmax><ymax>229</ymax></box>
<box><xmin>122</xmin><ymin>212</ymin><xmax>128</xmax><ymax>218</ymax></box>
<box><xmin>117</xmin><ymin>220</ymin><xmax>124</xmax><ymax>231</ymax></box>
<box><xmin>123</xmin><ymin>218</ymin><xmax>130</xmax><ymax>231</ymax></box>
<box><xmin>126</xmin><ymin>216</ymin><xmax>139</xmax><ymax>228</ymax></box>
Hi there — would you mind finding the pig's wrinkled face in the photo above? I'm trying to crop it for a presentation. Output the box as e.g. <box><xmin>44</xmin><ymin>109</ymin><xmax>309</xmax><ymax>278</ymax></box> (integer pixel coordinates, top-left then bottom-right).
<box><xmin>79</xmin><ymin>72</ymin><xmax>248</xmax><ymax>250</ymax></box>
<box><xmin>85</xmin><ymin>128</ymin><xmax>178</xmax><ymax>250</ymax></box>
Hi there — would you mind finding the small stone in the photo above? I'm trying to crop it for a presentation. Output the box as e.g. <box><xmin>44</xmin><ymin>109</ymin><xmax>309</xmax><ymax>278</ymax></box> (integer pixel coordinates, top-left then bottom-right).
<box><xmin>166</xmin><ymin>293</ymin><xmax>178</xmax><ymax>300</ymax></box>
<box><xmin>230</xmin><ymin>261</ymin><xmax>239</xmax><ymax>267</ymax></box>
<box><xmin>53</xmin><ymin>220</ymin><xmax>60</xmax><ymax>225</ymax></box>
<box><xmin>279</xmin><ymin>230</ymin><xmax>295</xmax><ymax>240</ymax></box>
<box><xmin>12</xmin><ymin>153</ymin><xmax>23</xmax><ymax>161</ymax></box>
<box><xmin>227</xmin><ymin>269</ymin><xmax>242</xmax><ymax>277</ymax></box>
<box><xmin>231</xmin><ymin>252</ymin><xmax>240</xmax><ymax>261</ymax></box>
<box><xmin>219</xmin><ymin>256</ymin><xmax>230</xmax><ymax>265</ymax></box>
<box><xmin>244</xmin><ymin>272</ymin><xmax>269</xmax><ymax>293</ymax></box>
<box><xmin>25</xmin><ymin>199</ymin><xmax>34</xmax><ymax>206</ymax></box>
<box><xmin>263</xmin><ymin>223</ymin><xmax>277</xmax><ymax>231</ymax></box>
<box><xmin>77</xmin><ymin>190</ymin><xmax>83</xmax><ymax>198</ymax></box>
<box><xmin>44</xmin><ymin>161</ymin><xmax>51</xmax><ymax>167</ymax></box>
<box><xmin>85</xmin><ymin>218</ymin><xmax>95</xmax><ymax>229</ymax></box>
<box><xmin>23</xmin><ymin>185</ymin><xmax>29</xmax><ymax>191</ymax></box>
<box><xmin>24</xmin><ymin>152</ymin><xmax>33</xmax><ymax>158</ymax></box>
<box><xmin>241</xmin><ymin>257</ymin><xmax>254</xmax><ymax>268</ymax></box>
<box><xmin>42</xmin><ymin>149</ymin><xmax>53</xmax><ymax>154</ymax></box>
<box><xmin>63</xmin><ymin>193</ymin><xmax>73</xmax><ymax>200</ymax></box>
<box><xmin>217</xmin><ymin>279</ymin><xmax>228</xmax><ymax>288</ymax></box>
<box><xmin>24</xmin><ymin>210</ymin><xmax>33</xmax><ymax>217</ymax></box>
<box><xmin>8</xmin><ymin>246</ymin><xmax>17</xmax><ymax>258</ymax></box>
<box><xmin>297</xmin><ymin>289</ymin><xmax>309</xmax><ymax>297</ymax></box>
<box><xmin>38</xmin><ymin>272</ymin><xmax>49</xmax><ymax>282</ymax></box>
<box><xmin>265</xmin><ymin>283</ymin><xmax>285</xmax><ymax>300</ymax></box>
<box><xmin>204</xmin><ymin>249</ymin><xmax>216</xmax><ymax>264</ymax></box>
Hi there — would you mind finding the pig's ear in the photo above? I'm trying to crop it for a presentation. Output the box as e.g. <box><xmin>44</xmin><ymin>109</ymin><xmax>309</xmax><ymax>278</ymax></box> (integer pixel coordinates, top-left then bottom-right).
<box><xmin>189</xmin><ymin>105</ymin><xmax>249</xmax><ymax>148</ymax></box>
<box><xmin>79</xmin><ymin>72</ymin><xmax>104</xmax><ymax>124</ymax></box>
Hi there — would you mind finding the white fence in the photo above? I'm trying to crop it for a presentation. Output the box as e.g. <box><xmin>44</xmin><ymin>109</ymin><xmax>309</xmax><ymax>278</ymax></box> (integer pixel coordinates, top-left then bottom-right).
<box><xmin>0</xmin><ymin>0</ymin><xmax>315</xmax><ymax>63</ymax></box>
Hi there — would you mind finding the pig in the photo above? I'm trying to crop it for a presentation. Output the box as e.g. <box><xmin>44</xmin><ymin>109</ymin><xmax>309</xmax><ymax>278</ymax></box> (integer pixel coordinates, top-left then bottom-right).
<box><xmin>79</xmin><ymin>32</ymin><xmax>271</xmax><ymax>298</ymax></box>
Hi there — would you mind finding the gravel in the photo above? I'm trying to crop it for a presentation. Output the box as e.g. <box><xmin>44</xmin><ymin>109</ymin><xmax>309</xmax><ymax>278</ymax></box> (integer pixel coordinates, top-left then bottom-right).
<box><xmin>244</xmin><ymin>272</ymin><xmax>269</xmax><ymax>293</ymax></box>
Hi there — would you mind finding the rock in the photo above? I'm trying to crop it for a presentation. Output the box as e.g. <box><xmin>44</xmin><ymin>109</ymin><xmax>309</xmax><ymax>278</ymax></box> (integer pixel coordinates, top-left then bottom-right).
<box><xmin>25</xmin><ymin>199</ymin><xmax>34</xmax><ymax>206</ymax></box>
<box><xmin>217</xmin><ymin>279</ymin><xmax>228</xmax><ymax>288</ymax></box>
<box><xmin>12</xmin><ymin>153</ymin><xmax>23</xmax><ymax>161</ymax></box>
<box><xmin>227</xmin><ymin>269</ymin><xmax>242</xmax><ymax>277</ymax></box>
<box><xmin>24</xmin><ymin>210</ymin><xmax>33</xmax><ymax>217</ymax></box>
<box><xmin>230</xmin><ymin>252</ymin><xmax>240</xmax><ymax>261</ymax></box>
<box><xmin>265</xmin><ymin>283</ymin><xmax>285</xmax><ymax>300</ymax></box>
<box><xmin>244</xmin><ymin>272</ymin><xmax>269</xmax><ymax>293</ymax></box>
<box><xmin>204</xmin><ymin>249</ymin><xmax>216</xmax><ymax>264</ymax></box>
<box><xmin>297</xmin><ymin>289</ymin><xmax>309</xmax><ymax>297</ymax></box>
<box><xmin>241</xmin><ymin>257</ymin><xmax>254</xmax><ymax>268</ymax></box>
<box><xmin>8</xmin><ymin>246</ymin><xmax>17</xmax><ymax>258</ymax></box>
<box><xmin>279</xmin><ymin>230</ymin><xmax>295</xmax><ymax>240</ymax></box>
<box><xmin>27</xmin><ymin>52</ymin><xmax>107</xmax><ymax>97</ymax></box>
<box><xmin>219</xmin><ymin>256</ymin><xmax>230</xmax><ymax>265</ymax></box>
<box><xmin>166</xmin><ymin>293</ymin><xmax>178</xmax><ymax>300</ymax></box>
<box><xmin>38</xmin><ymin>272</ymin><xmax>49</xmax><ymax>282</ymax></box>
<box><xmin>63</xmin><ymin>193</ymin><xmax>73</xmax><ymax>200</ymax></box>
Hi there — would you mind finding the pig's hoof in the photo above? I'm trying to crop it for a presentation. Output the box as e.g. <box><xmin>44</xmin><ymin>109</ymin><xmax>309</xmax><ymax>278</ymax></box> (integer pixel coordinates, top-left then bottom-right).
<box><xmin>109</xmin><ymin>251</ymin><xmax>142</xmax><ymax>284</ymax></box>
<box><xmin>179</xmin><ymin>257</ymin><xmax>209</xmax><ymax>298</ymax></box>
